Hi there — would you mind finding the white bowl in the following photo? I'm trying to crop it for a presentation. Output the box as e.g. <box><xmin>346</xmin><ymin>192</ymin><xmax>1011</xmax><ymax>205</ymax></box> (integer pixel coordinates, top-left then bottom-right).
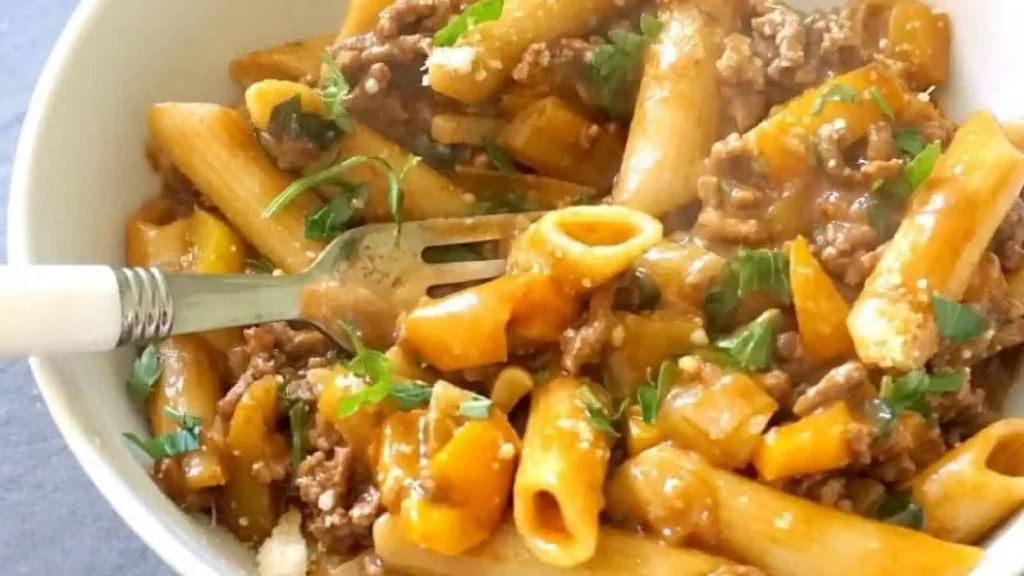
<box><xmin>7</xmin><ymin>0</ymin><xmax>1024</xmax><ymax>574</ymax></box>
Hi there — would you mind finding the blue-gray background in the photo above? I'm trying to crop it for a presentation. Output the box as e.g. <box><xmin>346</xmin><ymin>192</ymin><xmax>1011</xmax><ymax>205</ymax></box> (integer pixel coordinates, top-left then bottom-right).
<box><xmin>0</xmin><ymin>1</ymin><xmax>172</xmax><ymax>574</ymax></box>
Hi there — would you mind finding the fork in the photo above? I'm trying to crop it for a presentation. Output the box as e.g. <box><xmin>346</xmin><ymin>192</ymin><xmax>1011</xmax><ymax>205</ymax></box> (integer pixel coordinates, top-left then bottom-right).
<box><xmin>0</xmin><ymin>213</ymin><xmax>537</xmax><ymax>356</ymax></box>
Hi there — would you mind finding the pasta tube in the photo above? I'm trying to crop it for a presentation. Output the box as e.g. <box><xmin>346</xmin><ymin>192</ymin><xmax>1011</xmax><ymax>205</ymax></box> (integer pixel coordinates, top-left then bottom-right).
<box><xmin>149</xmin><ymin>336</ymin><xmax>227</xmax><ymax>491</ymax></box>
<box><xmin>617</xmin><ymin>446</ymin><xmax>983</xmax><ymax>576</ymax></box>
<box><xmin>148</xmin><ymin>103</ymin><xmax>325</xmax><ymax>273</ymax></box>
<box><xmin>374</xmin><ymin>515</ymin><xmax>735</xmax><ymax>576</ymax></box>
<box><xmin>333</xmin><ymin>121</ymin><xmax>473</xmax><ymax>221</ymax></box>
<box><xmin>613</xmin><ymin>3</ymin><xmax>720</xmax><ymax>215</ymax></box>
<box><xmin>228</xmin><ymin>34</ymin><xmax>335</xmax><ymax>88</ymax></box>
<box><xmin>125</xmin><ymin>198</ymin><xmax>190</xmax><ymax>270</ymax></box>
<box><xmin>498</xmin><ymin>97</ymin><xmax>625</xmax><ymax>188</ymax></box>
<box><xmin>338</xmin><ymin>0</ymin><xmax>394</xmax><ymax>39</ymax></box>
<box><xmin>427</xmin><ymin>0</ymin><xmax>628</xmax><ymax>104</ymax></box>
<box><xmin>489</xmin><ymin>366</ymin><xmax>535</xmax><ymax>413</ymax></box>
<box><xmin>912</xmin><ymin>418</ymin><xmax>1024</xmax><ymax>543</ymax></box>
<box><xmin>430</xmin><ymin>114</ymin><xmax>506</xmax><ymax>146</ymax></box>
<box><xmin>514</xmin><ymin>377</ymin><xmax>612</xmax><ymax>567</ymax></box>
<box><xmin>452</xmin><ymin>166</ymin><xmax>597</xmax><ymax>209</ymax></box>
<box><xmin>848</xmin><ymin>111</ymin><xmax>1024</xmax><ymax>369</ymax></box>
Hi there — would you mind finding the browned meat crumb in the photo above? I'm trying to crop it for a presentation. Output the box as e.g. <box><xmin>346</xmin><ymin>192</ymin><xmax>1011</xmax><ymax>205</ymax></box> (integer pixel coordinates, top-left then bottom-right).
<box><xmin>256</xmin><ymin>130</ymin><xmax>334</xmax><ymax>173</ymax></box>
<box><xmin>843</xmin><ymin>241</ymin><xmax>887</xmax><ymax>286</ymax></box>
<box><xmin>994</xmin><ymin>198</ymin><xmax>1024</xmax><ymax>271</ymax></box>
<box><xmin>252</xmin><ymin>456</ymin><xmax>290</xmax><ymax>484</ymax></box>
<box><xmin>561</xmin><ymin>284</ymin><xmax>619</xmax><ymax>374</ymax></box>
<box><xmin>295</xmin><ymin>447</ymin><xmax>382</xmax><ymax>554</ymax></box>
<box><xmin>717</xmin><ymin>34</ymin><xmax>768</xmax><ymax>133</ymax></box>
<box><xmin>792</xmin><ymin>361</ymin><xmax>870</xmax><ymax>417</ymax></box>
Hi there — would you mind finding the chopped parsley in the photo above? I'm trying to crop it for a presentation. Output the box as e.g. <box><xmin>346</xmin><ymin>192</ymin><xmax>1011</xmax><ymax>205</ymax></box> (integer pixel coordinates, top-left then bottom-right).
<box><xmin>875</xmin><ymin>492</ymin><xmax>925</xmax><ymax>530</ymax></box>
<box><xmin>867</xmin><ymin>86</ymin><xmax>895</xmax><ymax>121</ymax></box>
<box><xmin>266</xmin><ymin>94</ymin><xmax>341</xmax><ymax>149</ymax></box>
<box><xmin>123</xmin><ymin>407</ymin><xmax>202</xmax><ymax>460</ymax></box>
<box><xmin>288</xmin><ymin>402</ymin><xmax>308</xmax><ymax>471</ymax></box>
<box><xmin>578</xmin><ymin>386</ymin><xmax>628</xmax><ymax>437</ymax></box>
<box><xmin>904</xmin><ymin>140</ymin><xmax>943</xmax><ymax>191</ymax></box>
<box><xmin>126</xmin><ymin>344</ymin><xmax>163</xmax><ymax>402</ymax></box>
<box><xmin>304</xmin><ymin>182</ymin><xmax>368</xmax><ymax>241</ymax></box>
<box><xmin>588</xmin><ymin>13</ymin><xmax>662</xmax><ymax>118</ymax></box>
<box><xmin>433</xmin><ymin>0</ymin><xmax>504</xmax><ymax>47</ymax></box>
<box><xmin>714</xmin><ymin>309</ymin><xmax>781</xmax><ymax>372</ymax></box>
<box><xmin>875</xmin><ymin>369</ymin><xmax>967</xmax><ymax>434</ymax></box>
<box><xmin>389</xmin><ymin>382</ymin><xmax>434</xmax><ymax>410</ymax></box>
<box><xmin>458</xmin><ymin>394</ymin><xmax>493</xmax><ymax>420</ymax></box>
<box><xmin>470</xmin><ymin>187</ymin><xmax>536</xmax><ymax>215</ymax></box>
<box><xmin>335</xmin><ymin>322</ymin><xmax>396</xmax><ymax>418</ymax></box>
<box><xmin>811</xmin><ymin>83</ymin><xmax>860</xmax><ymax>116</ymax></box>
<box><xmin>637</xmin><ymin>360</ymin><xmax>677</xmax><ymax>425</ymax></box>
<box><xmin>482</xmin><ymin>138</ymin><xmax>519</xmax><ymax>174</ymax></box>
<box><xmin>894</xmin><ymin>128</ymin><xmax>926</xmax><ymax>157</ymax></box>
<box><xmin>318</xmin><ymin>53</ymin><xmax>354</xmax><ymax>134</ymax></box>
<box><xmin>931</xmin><ymin>296</ymin><xmax>987</xmax><ymax>342</ymax></box>
<box><xmin>264</xmin><ymin>154</ymin><xmax>418</xmax><ymax>239</ymax></box>
<box><xmin>703</xmin><ymin>249</ymin><xmax>791</xmax><ymax>327</ymax></box>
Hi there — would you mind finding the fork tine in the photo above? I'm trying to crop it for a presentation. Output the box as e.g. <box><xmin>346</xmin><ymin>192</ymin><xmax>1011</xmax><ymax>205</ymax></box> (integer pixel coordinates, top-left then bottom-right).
<box><xmin>418</xmin><ymin>259</ymin><xmax>507</xmax><ymax>286</ymax></box>
<box><xmin>410</xmin><ymin>212</ymin><xmax>545</xmax><ymax>247</ymax></box>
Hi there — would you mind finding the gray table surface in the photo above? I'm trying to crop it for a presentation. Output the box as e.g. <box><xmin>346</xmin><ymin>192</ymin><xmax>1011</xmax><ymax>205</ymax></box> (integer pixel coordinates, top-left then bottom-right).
<box><xmin>0</xmin><ymin>1</ymin><xmax>172</xmax><ymax>574</ymax></box>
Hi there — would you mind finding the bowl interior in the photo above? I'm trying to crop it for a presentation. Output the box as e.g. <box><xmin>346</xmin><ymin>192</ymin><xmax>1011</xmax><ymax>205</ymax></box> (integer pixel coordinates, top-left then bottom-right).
<box><xmin>9</xmin><ymin>0</ymin><xmax>1024</xmax><ymax>574</ymax></box>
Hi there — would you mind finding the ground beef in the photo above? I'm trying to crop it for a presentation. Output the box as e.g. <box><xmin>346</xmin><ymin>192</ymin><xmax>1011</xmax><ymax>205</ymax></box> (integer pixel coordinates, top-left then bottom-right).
<box><xmin>717</xmin><ymin>34</ymin><xmax>768</xmax><ymax>134</ymax></box>
<box><xmin>749</xmin><ymin>0</ymin><xmax>864</xmax><ymax>100</ymax></box>
<box><xmin>753</xmin><ymin>369</ymin><xmax>793</xmax><ymax>404</ymax></box>
<box><xmin>811</xmin><ymin>191</ymin><xmax>880</xmax><ymax>282</ymax></box>
<box><xmin>512</xmin><ymin>38</ymin><xmax>597</xmax><ymax>94</ymax></box>
<box><xmin>694</xmin><ymin>134</ymin><xmax>775</xmax><ymax>245</ymax></box>
<box><xmin>561</xmin><ymin>284</ymin><xmax>619</xmax><ymax>374</ymax></box>
<box><xmin>217</xmin><ymin>323</ymin><xmax>332</xmax><ymax>420</ymax></box>
<box><xmin>252</xmin><ymin>456</ymin><xmax>290</xmax><ymax>484</ymax></box>
<box><xmin>993</xmin><ymin>197</ymin><xmax>1024</xmax><ymax>271</ymax></box>
<box><xmin>295</xmin><ymin>447</ymin><xmax>382</xmax><ymax>554</ymax></box>
<box><xmin>842</xmin><ymin>241</ymin><xmax>886</xmax><ymax>286</ymax></box>
<box><xmin>257</xmin><ymin>130</ymin><xmax>333</xmax><ymax>173</ymax></box>
<box><xmin>792</xmin><ymin>361</ymin><xmax>870</xmax><ymax>417</ymax></box>
<box><xmin>783</xmin><ymin>473</ymin><xmax>887</xmax><ymax>516</ymax></box>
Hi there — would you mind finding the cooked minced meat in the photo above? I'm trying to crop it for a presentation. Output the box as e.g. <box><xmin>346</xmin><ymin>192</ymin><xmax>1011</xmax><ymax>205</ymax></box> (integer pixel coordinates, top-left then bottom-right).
<box><xmin>792</xmin><ymin>361</ymin><xmax>871</xmax><ymax>417</ymax></box>
<box><xmin>295</xmin><ymin>447</ymin><xmax>382</xmax><ymax>554</ymax></box>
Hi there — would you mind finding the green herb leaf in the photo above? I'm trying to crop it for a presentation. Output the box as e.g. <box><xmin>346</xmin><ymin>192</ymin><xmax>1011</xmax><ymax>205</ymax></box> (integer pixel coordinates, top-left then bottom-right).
<box><xmin>127</xmin><ymin>344</ymin><xmax>163</xmax><ymax>402</ymax></box>
<box><xmin>304</xmin><ymin>183</ymin><xmax>369</xmax><ymax>241</ymax></box>
<box><xmin>319</xmin><ymin>53</ymin><xmax>354</xmax><ymax>134</ymax></box>
<box><xmin>875</xmin><ymin>492</ymin><xmax>925</xmax><ymax>530</ymax></box>
<box><xmin>588</xmin><ymin>13</ymin><xmax>661</xmax><ymax>118</ymax></box>
<box><xmin>867</xmin><ymin>397</ymin><xmax>897</xmax><ymax>438</ymax></box>
<box><xmin>905</xmin><ymin>140</ymin><xmax>942</xmax><ymax>191</ymax></box>
<box><xmin>715</xmin><ymin>309</ymin><xmax>780</xmax><ymax>372</ymax></box>
<box><xmin>702</xmin><ymin>249</ymin><xmax>790</xmax><ymax>326</ymax></box>
<box><xmin>267</xmin><ymin>94</ymin><xmax>342</xmax><ymax>149</ymax></box>
<box><xmin>264</xmin><ymin>155</ymin><xmax>394</xmax><ymax>217</ymax></box>
<box><xmin>879</xmin><ymin>369</ymin><xmax>967</xmax><ymax>425</ymax></box>
<box><xmin>578</xmin><ymin>386</ymin><xmax>623</xmax><ymax>437</ymax></box>
<box><xmin>482</xmin><ymin>138</ymin><xmax>519</xmax><ymax>174</ymax></box>
<box><xmin>392</xmin><ymin>156</ymin><xmax>421</xmax><ymax>241</ymax></box>
<box><xmin>288</xmin><ymin>402</ymin><xmax>308</xmax><ymax>471</ymax></box>
<box><xmin>470</xmin><ymin>187</ymin><xmax>535</xmax><ymax>215</ymax></box>
<box><xmin>637</xmin><ymin>360</ymin><xmax>678</xmax><ymax>425</ymax></box>
<box><xmin>931</xmin><ymin>296</ymin><xmax>987</xmax><ymax>342</ymax></box>
<box><xmin>868</xmin><ymin>86</ymin><xmax>895</xmax><ymax>121</ymax></box>
<box><xmin>433</xmin><ymin>0</ymin><xmax>504</xmax><ymax>47</ymax></box>
<box><xmin>894</xmin><ymin>128</ymin><xmax>926</xmax><ymax>157</ymax></box>
<box><xmin>389</xmin><ymin>382</ymin><xmax>434</xmax><ymax>410</ymax></box>
<box><xmin>458</xmin><ymin>394</ymin><xmax>493</xmax><ymax>420</ymax></box>
<box><xmin>811</xmin><ymin>83</ymin><xmax>860</xmax><ymax>116</ymax></box>
<box><xmin>334</xmin><ymin>322</ymin><xmax>396</xmax><ymax>418</ymax></box>
<box><xmin>123</xmin><ymin>407</ymin><xmax>202</xmax><ymax>460</ymax></box>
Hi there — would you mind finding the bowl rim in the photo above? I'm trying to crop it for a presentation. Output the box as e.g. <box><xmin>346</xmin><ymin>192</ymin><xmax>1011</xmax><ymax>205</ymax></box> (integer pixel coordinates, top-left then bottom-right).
<box><xmin>7</xmin><ymin>1</ymin><xmax>215</xmax><ymax>574</ymax></box>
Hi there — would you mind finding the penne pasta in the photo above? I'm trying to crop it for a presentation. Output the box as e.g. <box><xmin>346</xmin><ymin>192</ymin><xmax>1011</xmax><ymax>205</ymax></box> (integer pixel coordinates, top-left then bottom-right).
<box><xmin>514</xmin><ymin>377</ymin><xmax>612</xmax><ymax>567</ymax></box>
<box><xmin>452</xmin><ymin>166</ymin><xmax>597</xmax><ymax>209</ymax></box>
<box><xmin>430</xmin><ymin>114</ymin><xmax>506</xmax><ymax>146</ymax></box>
<box><xmin>427</xmin><ymin>0</ymin><xmax>628</xmax><ymax>104</ymax></box>
<box><xmin>613</xmin><ymin>3</ymin><xmax>720</xmax><ymax>216</ymax></box>
<box><xmin>489</xmin><ymin>366</ymin><xmax>535</xmax><ymax>413</ymax></box>
<box><xmin>912</xmin><ymin>418</ymin><xmax>1024</xmax><ymax>544</ymax></box>
<box><xmin>332</xmin><ymin>121</ymin><xmax>474</xmax><ymax>222</ymax></box>
<box><xmin>148</xmin><ymin>103</ymin><xmax>325</xmax><ymax>273</ymax></box>
<box><xmin>615</xmin><ymin>446</ymin><xmax>983</xmax><ymax>576</ymax></box>
<box><xmin>125</xmin><ymin>198</ymin><xmax>191</xmax><ymax>270</ymax></box>
<box><xmin>847</xmin><ymin>111</ymin><xmax>1024</xmax><ymax>369</ymax></box>
<box><xmin>498</xmin><ymin>97</ymin><xmax>625</xmax><ymax>189</ymax></box>
<box><xmin>854</xmin><ymin>0</ymin><xmax>951</xmax><ymax>88</ymax></box>
<box><xmin>149</xmin><ymin>336</ymin><xmax>228</xmax><ymax>491</ymax></box>
<box><xmin>229</xmin><ymin>34</ymin><xmax>335</xmax><ymax>88</ymax></box>
<box><xmin>753</xmin><ymin>401</ymin><xmax>855</xmax><ymax>481</ymax></box>
<box><xmin>374</xmin><ymin>514</ymin><xmax>735</xmax><ymax>576</ymax></box>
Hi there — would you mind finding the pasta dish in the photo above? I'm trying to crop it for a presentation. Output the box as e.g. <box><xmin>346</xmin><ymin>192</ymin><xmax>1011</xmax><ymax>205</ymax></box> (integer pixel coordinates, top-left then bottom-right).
<box><xmin>124</xmin><ymin>0</ymin><xmax>1024</xmax><ymax>574</ymax></box>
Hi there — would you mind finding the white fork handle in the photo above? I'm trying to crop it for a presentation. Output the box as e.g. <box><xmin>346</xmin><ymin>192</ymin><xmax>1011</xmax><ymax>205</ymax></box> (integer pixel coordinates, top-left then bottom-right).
<box><xmin>0</xmin><ymin>266</ymin><xmax>123</xmax><ymax>355</ymax></box>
